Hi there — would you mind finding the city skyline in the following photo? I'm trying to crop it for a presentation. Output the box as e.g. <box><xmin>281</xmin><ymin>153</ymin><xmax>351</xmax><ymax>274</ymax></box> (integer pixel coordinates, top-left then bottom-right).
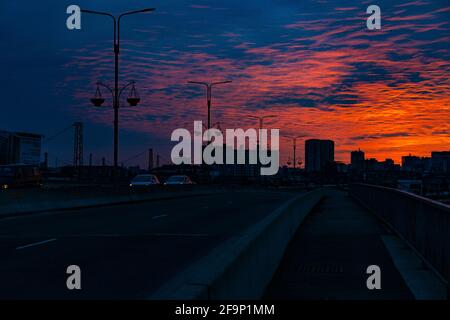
<box><xmin>1</xmin><ymin>0</ymin><xmax>449</xmax><ymax>167</ymax></box>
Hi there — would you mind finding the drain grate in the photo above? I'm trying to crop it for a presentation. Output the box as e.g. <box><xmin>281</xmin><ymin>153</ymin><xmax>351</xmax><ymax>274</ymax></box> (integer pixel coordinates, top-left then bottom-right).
<box><xmin>298</xmin><ymin>264</ymin><xmax>344</xmax><ymax>274</ymax></box>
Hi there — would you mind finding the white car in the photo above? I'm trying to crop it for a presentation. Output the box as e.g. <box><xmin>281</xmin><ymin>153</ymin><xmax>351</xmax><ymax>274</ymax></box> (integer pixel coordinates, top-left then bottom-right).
<box><xmin>164</xmin><ymin>175</ymin><xmax>195</xmax><ymax>185</ymax></box>
<box><xmin>130</xmin><ymin>174</ymin><xmax>160</xmax><ymax>187</ymax></box>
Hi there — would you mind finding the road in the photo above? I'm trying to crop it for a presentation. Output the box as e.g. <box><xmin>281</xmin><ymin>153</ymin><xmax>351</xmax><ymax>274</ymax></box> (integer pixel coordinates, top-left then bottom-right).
<box><xmin>0</xmin><ymin>189</ymin><xmax>294</xmax><ymax>299</ymax></box>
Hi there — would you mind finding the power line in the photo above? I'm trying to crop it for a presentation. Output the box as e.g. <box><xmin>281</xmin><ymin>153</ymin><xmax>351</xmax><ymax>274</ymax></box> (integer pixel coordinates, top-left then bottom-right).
<box><xmin>44</xmin><ymin>125</ymin><xmax>74</xmax><ymax>142</ymax></box>
<box><xmin>123</xmin><ymin>149</ymin><xmax>148</xmax><ymax>164</ymax></box>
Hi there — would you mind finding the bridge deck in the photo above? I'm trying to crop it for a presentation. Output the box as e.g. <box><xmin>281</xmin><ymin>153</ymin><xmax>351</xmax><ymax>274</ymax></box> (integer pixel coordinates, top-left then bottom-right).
<box><xmin>264</xmin><ymin>189</ymin><xmax>414</xmax><ymax>299</ymax></box>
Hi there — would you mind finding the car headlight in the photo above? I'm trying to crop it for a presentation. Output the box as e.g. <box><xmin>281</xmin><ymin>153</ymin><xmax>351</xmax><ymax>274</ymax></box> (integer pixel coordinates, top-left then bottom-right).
<box><xmin>129</xmin><ymin>184</ymin><xmax>133</xmax><ymax>187</ymax></box>
<box><xmin>2</xmin><ymin>184</ymin><xmax>8</xmax><ymax>190</ymax></box>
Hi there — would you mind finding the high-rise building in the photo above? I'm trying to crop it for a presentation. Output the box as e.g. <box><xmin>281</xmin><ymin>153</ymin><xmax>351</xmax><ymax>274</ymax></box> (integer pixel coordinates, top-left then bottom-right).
<box><xmin>0</xmin><ymin>130</ymin><xmax>42</xmax><ymax>165</ymax></box>
<box><xmin>305</xmin><ymin>139</ymin><xmax>334</xmax><ymax>172</ymax></box>
<box><xmin>350</xmin><ymin>149</ymin><xmax>365</xmax><ymax>172</ymax></box>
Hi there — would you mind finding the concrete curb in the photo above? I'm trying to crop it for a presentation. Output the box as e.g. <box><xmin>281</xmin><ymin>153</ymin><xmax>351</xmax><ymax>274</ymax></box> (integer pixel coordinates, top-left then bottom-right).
<box><xmin>0</xmin><ymin>191</ymin><xmax>216</xmax><ymax>220</ymax></box>
<box><xmin>151</xmin><ymin>189</ymin><xmax>324</xmax><ymax>300</ymax></box>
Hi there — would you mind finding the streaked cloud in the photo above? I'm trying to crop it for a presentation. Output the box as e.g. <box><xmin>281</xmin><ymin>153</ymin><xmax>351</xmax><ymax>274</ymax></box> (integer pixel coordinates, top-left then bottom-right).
<box><xmin>5</xmin><ymin>0</ymin><xmax>446</xmax><ymax>166</ymax></box>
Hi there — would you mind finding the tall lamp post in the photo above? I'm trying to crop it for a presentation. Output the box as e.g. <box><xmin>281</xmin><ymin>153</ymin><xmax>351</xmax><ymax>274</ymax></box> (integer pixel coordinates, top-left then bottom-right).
<box><xmin>187</xmin><ymin>81</ymin><xmax>232</xmax><ymax>130</ymax></box>
<box><xmin>286</xmin><ymin>135</ymin><xmax>305</xmax><ymax>169</ymax></box>
<box><xmin>247</xmin><ymin>115</ymin><xmax>277</xmax><ymax>156</ymax></box>
<box><xmin>82</xmin><ymin>8</ymin><xmax>155</xmax><ymax>170</ymax></box>
<box><xmin>246</xmin><ymin>115</ymin><xmax>276</xmax><ymax>131</ymax></box>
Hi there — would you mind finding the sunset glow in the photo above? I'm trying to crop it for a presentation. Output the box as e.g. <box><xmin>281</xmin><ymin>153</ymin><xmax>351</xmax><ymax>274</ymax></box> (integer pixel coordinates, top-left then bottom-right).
<box><xmin>5</xmin><ymin>0</ymin><xmax>447</xmax><ymax>166</ymax></box>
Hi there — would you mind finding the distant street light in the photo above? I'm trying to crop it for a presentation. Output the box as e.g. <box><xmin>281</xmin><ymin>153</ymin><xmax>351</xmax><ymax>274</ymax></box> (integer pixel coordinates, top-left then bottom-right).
<box><xmin>246</xmin><ymin>115</ymin><xmax>277</xmax><ymax>131</ymax></box>
<box><xmin>81</xmin><ymin>7</ymin><xmax>155</xmax><ymax>170</ymax></box>
<box><xmin>285</xmin><ymin>135</ymin><xmax>306</xmax><ymax>169</ymax></box>
<box><xmin>247</xmin><ymin>115</ymin><xmax>277</xmax><ymax>154</ymax></box>
<box><xmin>188</xmin><ymin>80</ymin><xmax>232</xmax><ymax>130</ymax></box>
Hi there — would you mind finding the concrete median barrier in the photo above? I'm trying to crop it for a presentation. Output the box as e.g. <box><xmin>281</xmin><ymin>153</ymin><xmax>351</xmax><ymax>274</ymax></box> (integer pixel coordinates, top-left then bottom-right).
<box><xmin>0</xmin><ymin>189</ymin><xmax>217</xmax><ymax>219</ymax></box>
<box><xmin>151</xmin><ymin>189</ymin><xmax>324</xmax><ymax>300</ymax></box>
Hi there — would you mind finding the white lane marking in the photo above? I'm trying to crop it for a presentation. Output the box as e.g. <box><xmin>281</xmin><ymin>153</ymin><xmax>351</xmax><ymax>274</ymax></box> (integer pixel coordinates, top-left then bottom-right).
<box><xmin>16</xmin><ymin>238</ymin><xmax>57</xmax><ymax>250</ymax></box>
<box><xmin>152</xmin><ymin>214</ymin><xmax>168</xmax><ymax>219</ymax></box>
<box><xmin>153</xmin><ymin>233</ymin><xmax>209</xmax><ymax>237</ymax></box>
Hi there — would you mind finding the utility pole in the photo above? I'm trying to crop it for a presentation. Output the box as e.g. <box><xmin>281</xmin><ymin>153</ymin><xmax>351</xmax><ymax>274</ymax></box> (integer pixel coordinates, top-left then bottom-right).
<box><xmin>156</xmin><ymin>154</ymin><xmax>160</xmax><ymax>168</ymax></box>
<box><xmin>73</xmin><ymin>122</ymin><xmax>83</xmax><ymax>167</ymax></box>
<box><xmin>294</xmin><ymin>139</ymin><xmax>298</xmax><ymax>169</ymax></box>
<box><xmin>148</xmin><ymin>148</ymin><xmax>154</xmax><ymax>171</ymax></box>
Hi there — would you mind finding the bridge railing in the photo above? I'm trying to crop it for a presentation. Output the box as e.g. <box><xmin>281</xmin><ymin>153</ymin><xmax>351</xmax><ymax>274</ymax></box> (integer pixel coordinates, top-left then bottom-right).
<box><xmin>349</xmin><ymin>183</ymin><xmax>450</xmax><ymax>288</ymax></box>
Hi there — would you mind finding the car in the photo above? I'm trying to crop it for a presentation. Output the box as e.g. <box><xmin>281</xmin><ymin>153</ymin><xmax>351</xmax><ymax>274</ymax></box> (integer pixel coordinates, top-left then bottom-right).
<box><xmin>129</xmin><ymin>174</ymin><xmax>160</xmax><ymax>187</ymax></box>
<box><xmin>164</xmin><ymin>175</ymin><xmax>195</xmax><ymax>185</ymax></box>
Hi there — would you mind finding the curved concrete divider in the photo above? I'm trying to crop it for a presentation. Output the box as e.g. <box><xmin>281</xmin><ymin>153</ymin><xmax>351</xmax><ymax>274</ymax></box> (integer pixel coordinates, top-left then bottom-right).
<box><xmin>151</xmin><ymin>189</ymin><xmax>324</xmax><ymax>300</ymax></box>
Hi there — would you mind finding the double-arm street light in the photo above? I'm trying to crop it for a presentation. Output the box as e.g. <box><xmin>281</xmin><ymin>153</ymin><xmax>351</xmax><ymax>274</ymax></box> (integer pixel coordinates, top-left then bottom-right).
<box><xmin>82</xmin><ymin>8</ymin><xmax>155</xmax><ymax>169</ymax></box>
<box><xmin>285</xmin><ymin>135</ymin><xmax>306</xmax><ymax>169</ymax></box>
<box><xmin>246</xmin><ymin>115</ymin><xmax>277</xmax><ymax>131</ymax></box>
<box><xmin>188</xmin><ymin>81</ymin><xmax>232</xmax><ymax>130</ymax></box>
<box><xmin>247</xmin><ymin>115</ymin><xmax>277</xmax><ymax>152</ymax></box>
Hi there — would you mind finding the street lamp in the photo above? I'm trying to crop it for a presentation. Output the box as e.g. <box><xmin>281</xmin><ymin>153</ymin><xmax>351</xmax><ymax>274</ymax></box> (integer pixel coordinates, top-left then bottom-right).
<box><xmin>91</xmin><ymin>80</ymin><xmax>140</xmax><ymax>107</ymax></box>
<box><xmin>187</xmin><ymin>80</ymin><xmax>232</xmax><ymax>130</ymax></box>
<box><xmin>82</xmin><ymin>7</ymin><xmax>155</xmax><ymax>170</ymax></box>
<box><xmin>247</xmin><ymin>115</ymin><xmax>277</xmax><ymax>156</ymax></box>
<box><xmin>246</xmin><ymin>115</ymin><xmax>277</xmax><ymax>131</ymax></box>
<box><xmin>285</xmin><ymin>135</ymin><xmax>305</xmax><ymax>169</ymax></box>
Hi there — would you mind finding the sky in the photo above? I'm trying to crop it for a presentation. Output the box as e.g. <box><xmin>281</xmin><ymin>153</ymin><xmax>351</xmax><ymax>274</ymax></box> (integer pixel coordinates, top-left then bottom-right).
<box><xmin>0</xmin><ymin>0</ymin><xmax>449</xmax><ymax>167</ymax></box>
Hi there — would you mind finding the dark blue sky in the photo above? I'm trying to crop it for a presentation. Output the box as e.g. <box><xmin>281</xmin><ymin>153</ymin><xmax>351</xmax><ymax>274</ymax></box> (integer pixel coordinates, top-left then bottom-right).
<box><xmin>0</xmin><ymin>0</ymin><xmax>449</xmax><ymax>166</ymax></box>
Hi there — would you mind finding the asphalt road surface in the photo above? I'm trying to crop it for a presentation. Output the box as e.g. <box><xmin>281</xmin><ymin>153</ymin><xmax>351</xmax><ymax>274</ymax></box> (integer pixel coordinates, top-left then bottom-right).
<box><xmin>0</xmin><ymin>189</ymin><xmax>294</xmax><ymax>299</ymax></box>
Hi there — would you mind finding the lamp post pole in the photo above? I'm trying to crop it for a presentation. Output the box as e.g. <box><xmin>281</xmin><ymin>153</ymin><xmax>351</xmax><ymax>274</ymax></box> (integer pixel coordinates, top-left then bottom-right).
<box><xmin>285</xmin><ymin>135</ymin><xmax>305</xmax><ymax>169</ymax></box>
<box><xmin>188</xmin><ymin>81</ymin><xmax>232</xmax><ymax>130</ymax></box>
<box><xmin>81</xmin><ymin>8</ymin><xmax>155</xmax><ymax>169</ymax></box>
<box><xmin>247</xmin><ymin>114</ymin><xmax>276</xmax><ymax>143</ymax></box>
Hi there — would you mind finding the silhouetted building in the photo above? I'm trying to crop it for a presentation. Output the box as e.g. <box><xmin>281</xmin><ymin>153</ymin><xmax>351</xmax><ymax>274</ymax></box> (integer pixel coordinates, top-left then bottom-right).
<box><xmin>365</xmin><ymin>158</ymin><xmax>381</xmax><ymax>171</ymax></box>
<box><xmin>402</xmin><ymin>154</ymin><xmax>431</xmax><ymax>173</ymax></box>
<box><xmin>350</xmin><ymin>149</ymin><xmax>365</xmax><ymax>172</ymax></box>
<box><xmin>0</xmin><ymin>130</ymin><xmax>42</xmax><ymax>165</ymax></box>
<box><xmin>383</xmin><ymin>158</ymin><xmax>395</xmax><ymax>170</ymax></box>
<box><xmin>305</xmin><ymin>139</ymin><xmax>334</xmax><ymax>173</ymax></box>
<box><xmin>431</xmin><ymin>151</ymin><xmax>450</xmax><ymax>173</ymax></box>
<box><xmin>335</xmin><ymin>161</ymin><xmax>348</xmax><ymax>173</ymax></box>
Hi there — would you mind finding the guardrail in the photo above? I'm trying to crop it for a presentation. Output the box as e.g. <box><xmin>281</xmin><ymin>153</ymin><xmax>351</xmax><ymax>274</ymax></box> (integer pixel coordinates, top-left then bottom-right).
<box><xmin>349</xmin><ymin>183</ymin><xmax>450</xmax><ymax>291</ymax></box>
<box><xmin>152</xmin><ymin>189</ymin><xmax>324</xmax><ymax>300</ymax></box>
